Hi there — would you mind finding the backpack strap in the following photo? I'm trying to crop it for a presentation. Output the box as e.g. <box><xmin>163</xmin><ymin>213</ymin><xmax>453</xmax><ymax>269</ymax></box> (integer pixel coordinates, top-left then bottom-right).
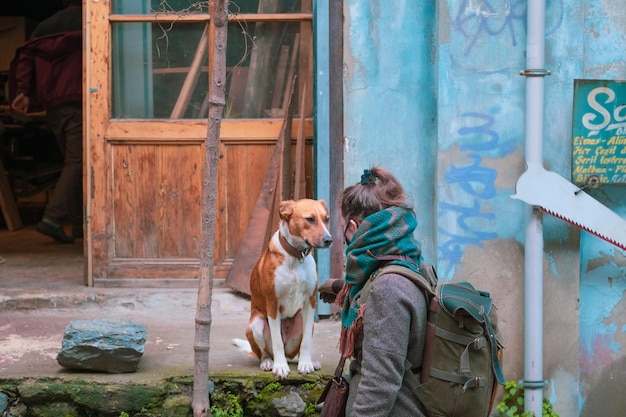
<box><xmin>362</xmin><ymin>264</ymin><xmax>439</xmax><ymax>384</ymax></box>
<box><xmin>360</xmin><ymin>264</ymin><xmax>436</xmax><ymax>306</ymax></box>
<box><xmin>485</xmin><ymin>312</ymin><xmax>506</xmax><ymax>384</ymax></box>
<box><xmin>373</xmin><ymin>264</ymin><xmax>437</xmax><ymax>296</ymax></box>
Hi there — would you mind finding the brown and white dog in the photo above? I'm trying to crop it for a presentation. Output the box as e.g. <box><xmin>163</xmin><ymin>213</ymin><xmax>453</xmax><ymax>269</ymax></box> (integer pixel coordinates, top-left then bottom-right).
<box><xmin>234</xmin><ymin>198</ymin><xmax>332</xmax><ymax>378</ymax></box>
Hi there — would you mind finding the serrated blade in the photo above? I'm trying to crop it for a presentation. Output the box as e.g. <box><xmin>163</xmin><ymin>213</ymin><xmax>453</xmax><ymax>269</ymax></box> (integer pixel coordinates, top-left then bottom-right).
<box><xmin>512</xmin><ymin>166</ymin><xmax>626</xmax><ymax>251</ymax></box>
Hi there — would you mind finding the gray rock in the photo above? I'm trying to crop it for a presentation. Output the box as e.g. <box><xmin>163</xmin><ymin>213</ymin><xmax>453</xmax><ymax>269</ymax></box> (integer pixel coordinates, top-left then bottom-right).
<box><xmin>271</xmin><ymin>391</ymin><xmax>306</xmax><ymax>417</ymax></box>
<box><xmin>7</xmin><ymin>402</ymin><xmax>26</xmax><ymax>417</ymax></box>
<box><xmin>56</xmin><ymin>319</ymin><xmax>147</xmax><ymax>373</ymax></box>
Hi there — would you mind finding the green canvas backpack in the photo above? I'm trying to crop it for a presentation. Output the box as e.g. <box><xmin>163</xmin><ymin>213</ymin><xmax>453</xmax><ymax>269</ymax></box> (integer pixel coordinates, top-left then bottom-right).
<box><xmin>362</xmin><ymin>263</ymin><xmax>505</xmax><ymax>417</ymax></box>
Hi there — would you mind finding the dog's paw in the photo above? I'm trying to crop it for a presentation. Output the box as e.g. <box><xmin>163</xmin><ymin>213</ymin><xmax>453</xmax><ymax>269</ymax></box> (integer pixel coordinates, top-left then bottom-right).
<box><xmin>272</xmin><ymin>362</ymin><xmax>291</xmax><ymax>378</ymax></box>
<box><xmin>297</xmin><ymin>359</ymin><xmax>321</xmax><ymax>375</ymax></box>
<box><xmin>260</xmin><ymin>358</ymin><xmax>274</xmax><ymax>372</ymax></box>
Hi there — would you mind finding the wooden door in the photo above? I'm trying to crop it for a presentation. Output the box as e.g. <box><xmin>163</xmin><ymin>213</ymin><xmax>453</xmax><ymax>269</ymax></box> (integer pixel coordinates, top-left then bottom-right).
<box><xmin>85</xmin><ymin>1</ymin><xmax>313</xmax><ymax>286</ymax></box>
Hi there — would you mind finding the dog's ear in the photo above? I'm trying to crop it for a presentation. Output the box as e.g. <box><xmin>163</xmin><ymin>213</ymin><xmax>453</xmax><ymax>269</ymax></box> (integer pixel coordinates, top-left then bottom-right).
<box><xmin>319</xmin><ymin>199</ymin><xmax>328</xmax><ymax>211</ymax></box>
<box><xmin>279</xmin><ymin>200</ymin><xmax>296</xmax><ymax>221</ymax></box>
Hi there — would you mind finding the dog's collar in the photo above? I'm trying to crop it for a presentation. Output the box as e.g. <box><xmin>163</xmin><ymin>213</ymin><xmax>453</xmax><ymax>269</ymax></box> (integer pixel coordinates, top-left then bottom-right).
<box><xmin>278</xmin><ymin>232</ymin><xmax>311</xmax><ymax>262</ymax></box>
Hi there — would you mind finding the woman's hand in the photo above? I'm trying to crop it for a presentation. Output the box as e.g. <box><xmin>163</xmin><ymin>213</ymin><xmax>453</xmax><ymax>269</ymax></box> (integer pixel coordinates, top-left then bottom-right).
<box><xmin>318</xmin><ymin>278</ymin><xmax>344</xmax><ymax>304</ymax></box>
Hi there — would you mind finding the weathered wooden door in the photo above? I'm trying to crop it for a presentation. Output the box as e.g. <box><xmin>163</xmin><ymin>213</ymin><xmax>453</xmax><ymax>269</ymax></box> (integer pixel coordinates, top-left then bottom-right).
<box><xmin>85</xmin><ymin>1</ymin><xmax>313</xmax><ymax>286</ymax></box>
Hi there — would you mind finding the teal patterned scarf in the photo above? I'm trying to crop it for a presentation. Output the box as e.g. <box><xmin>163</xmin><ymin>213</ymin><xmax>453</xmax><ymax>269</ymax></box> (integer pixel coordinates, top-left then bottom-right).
<box><xmin>338</xmin><ymin>204</ymin><xmax>422</xmax><ymax>356</ymax></box>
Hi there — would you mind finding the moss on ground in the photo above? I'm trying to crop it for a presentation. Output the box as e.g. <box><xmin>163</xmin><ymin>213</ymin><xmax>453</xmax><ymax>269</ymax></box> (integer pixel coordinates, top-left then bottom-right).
<box><xmin>0</xmin><ymin>373</ymin><xmax>331</xmax><ymax>417</ymax></box>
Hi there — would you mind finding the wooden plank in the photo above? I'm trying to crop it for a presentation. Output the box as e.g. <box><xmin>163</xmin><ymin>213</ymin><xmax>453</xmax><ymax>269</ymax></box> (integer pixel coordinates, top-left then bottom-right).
<box><xmin>109</xmin><ymin>13</ymin><xmax>312</xmax><ymax>23</ymax></box>
<box><xmin>281</xmin><ymin>33</ymin><xmax>300</xmax><ymax>113</ymax></box>
<box><xmin>294</xmin><ymin>0</ymin><xmax>309</xmax><ymax>193</ymax></box>
<box><xmin>280</xmin><ymin>75</ymin><xmax>296</xmax><ymax>201</ymax></box>
<box><xmin>111</xmin><ymin>144</ymin><xmax>202</xmax><ymax>259</ymax></box>
<box><xmin>294</xmin><ymin>83</ymin><xmax>307</xmax><ymax>200</ymax></box>
<box><xmin>94</xmin><ymin>278</ymin><xmax>200</xmax><ymax>288</ymax></box>
<box><xmin>220</xmin><ymin>143</ymin><xmax>274</xmax><ymax>258</ymax></box>
<box><xmin>86</xmin><ymin>0</ymin><xmax>112</xmax><ymax>283</ymax></box>
<box><xmin>271</xmin><ymin>45</ymin><xmax>290</xmax><ymax>110</ymax></box>
<box><xmin>113</xmin><ymin>146</ymin><xmax>157</xmax><ymax>258</ymax></box>
<box><xmin>160</xmin><ymin>145</ymin><xmax>203</xmax><ymax>257</ymax></box>
<box><xmin>170</xmin><ymin>26</ymin><xmax>208</xmax><ymax>118</ymax></box>
<box><xmin>105</xmin><ymin>119</ymin><xmax>313</xmax><ymax>141</ymax></box>
<box><xmin>299</xmin><ymin>0</ymin><xmax>313</xmax><ymax>116</ymax></box>
<box><xmin>224</xmin><ymin>76</ymin><xmax>297</xmax><ymax>295</ymax></box>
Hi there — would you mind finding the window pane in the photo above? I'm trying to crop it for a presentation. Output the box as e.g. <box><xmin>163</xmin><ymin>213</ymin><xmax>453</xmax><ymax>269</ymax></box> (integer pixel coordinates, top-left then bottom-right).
<box><xmin>112</xmin><ymin>22</ymin><xmax>207</xmax><ymax>118</ymax></box>
<box><xmin>226</xmin><ymin>20</ymin><xmax>311</xmax><ymax>119</ymax></box>
<box><xmin>112</xmin><ymin>20</ymin><xmax>310</xmax><ymax>119</ymax></box>
<box><xmin>110</xmin><ymin>0</ymin><xmax>312</xmax><ymax>119</ymax></box>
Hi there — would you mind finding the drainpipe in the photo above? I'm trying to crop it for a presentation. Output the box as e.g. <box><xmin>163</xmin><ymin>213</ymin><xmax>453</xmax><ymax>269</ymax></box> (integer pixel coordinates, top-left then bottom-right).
<box><xmin>314</xmin><ymin>0</ymin><xmax>331</xmax><ymax>317</ymax></box>
<box><xmin>314</xmin><ymin>0</ymin><xmax>343</xmax><ymax>317</ymax></box>
<box><xmin>520</xmin><ymin>0</ymin><xmax>549</xmax><ymax>414</ymax></box>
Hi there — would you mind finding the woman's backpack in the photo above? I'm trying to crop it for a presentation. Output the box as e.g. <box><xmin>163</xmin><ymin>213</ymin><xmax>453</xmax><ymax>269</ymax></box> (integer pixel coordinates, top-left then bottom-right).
<box><xmin>363</xmin><ymin>263</ymin><xmax>505</xmax><ymax>417</ymax></box>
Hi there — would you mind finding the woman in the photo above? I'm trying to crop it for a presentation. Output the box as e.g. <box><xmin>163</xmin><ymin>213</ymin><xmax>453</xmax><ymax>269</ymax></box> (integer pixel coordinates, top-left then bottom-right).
<box><xmin>322</xmin><ymin>166</ymin><xmax>428</xmax><ymax>416</ymax></box>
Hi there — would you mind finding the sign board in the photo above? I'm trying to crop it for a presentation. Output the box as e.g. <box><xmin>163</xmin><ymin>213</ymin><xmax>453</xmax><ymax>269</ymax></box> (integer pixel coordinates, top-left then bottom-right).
<box><xmin>572</xmin><ymin>79</ymin><xmax>626</xmax><ymax>185</ymax></box>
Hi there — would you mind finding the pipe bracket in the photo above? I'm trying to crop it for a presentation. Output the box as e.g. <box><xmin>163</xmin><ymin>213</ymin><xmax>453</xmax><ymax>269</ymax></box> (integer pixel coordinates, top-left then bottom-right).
<box><xmin>520</xmin><ymin>69</ymin><xmax>551</xmax><ymax>77</ymax></box>
<box><xmin>520</xmin><ymin>379</ymin><xmax>548</xmax><ymax>389</ymax></box>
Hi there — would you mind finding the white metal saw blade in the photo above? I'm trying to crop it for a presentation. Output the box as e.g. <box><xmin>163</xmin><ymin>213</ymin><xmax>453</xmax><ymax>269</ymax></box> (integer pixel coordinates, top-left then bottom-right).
<box><xmin>512</xmin><ymin>166</ymin><xmax>626</xmax><ymax>251</ymax></box>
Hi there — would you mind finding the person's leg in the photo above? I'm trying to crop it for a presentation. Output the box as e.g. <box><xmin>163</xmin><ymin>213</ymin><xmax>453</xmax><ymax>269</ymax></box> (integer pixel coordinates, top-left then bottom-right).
<box><xmin>63</xmin><ymin>105</ymin><xmax>84</xmax><ymax>238</ymax></box>
<box><xmin>37</xmin><ymin>103</ymin><xmax>83</xmax><ymax>243</ymax></box>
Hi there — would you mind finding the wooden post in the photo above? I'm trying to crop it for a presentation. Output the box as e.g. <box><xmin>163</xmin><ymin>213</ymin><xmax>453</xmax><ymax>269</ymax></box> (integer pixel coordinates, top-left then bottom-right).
<box><xmin>192</xmin><ymin>1</ymin><xmax>228</xmax><ymax>416</ymax></box>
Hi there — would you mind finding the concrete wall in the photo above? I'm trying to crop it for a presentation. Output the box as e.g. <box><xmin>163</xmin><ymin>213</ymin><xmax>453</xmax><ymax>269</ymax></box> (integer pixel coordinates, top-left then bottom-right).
<box><xmin>342</xmin><ymin>1</ymin><xmax>626</xmax><ymax>415</ymax></box>
<box><xmin>343</xmin><ymin>0</ymin><xmax>437</xmax><ymax>263</ymax></box>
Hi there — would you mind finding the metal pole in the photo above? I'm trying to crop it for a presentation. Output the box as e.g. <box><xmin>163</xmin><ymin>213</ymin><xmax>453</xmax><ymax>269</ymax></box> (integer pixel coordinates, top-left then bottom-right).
<box><xmin>521</xmin><ymin>0</ymin><xmax>549</xmax><ymax>414</ymax></box>
<box><xmin>314</xmin><ymin>0</ymin><xmax>344</xmax><ymax>318</ymax></box>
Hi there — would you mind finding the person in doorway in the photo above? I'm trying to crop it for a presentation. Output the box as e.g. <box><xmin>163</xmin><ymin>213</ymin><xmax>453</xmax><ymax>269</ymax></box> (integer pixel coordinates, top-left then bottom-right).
<box><xmin>319</xmin><ymin>166</ymin><xmax>428</xmax><ymax>416</ymax></box>
<box><xmin>10</xmin><ymin>0</ymin><xmax>83</xmax><ymax>243</ymax></box>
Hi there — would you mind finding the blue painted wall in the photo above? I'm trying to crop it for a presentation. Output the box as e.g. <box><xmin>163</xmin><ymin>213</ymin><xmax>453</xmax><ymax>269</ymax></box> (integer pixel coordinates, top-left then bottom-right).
<box><xmin>343</xmin><ymin>0</ymin><xmax>437</xmax><ymax>263</ymax></box>
<box><xmin>341</xmin><ymin>1</ymin><xmax>626</xmax><ymax>415</ymax></box>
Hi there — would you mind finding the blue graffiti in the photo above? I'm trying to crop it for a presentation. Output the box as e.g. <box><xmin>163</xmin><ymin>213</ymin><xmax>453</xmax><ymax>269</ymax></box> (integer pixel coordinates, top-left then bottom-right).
<box><xmin>445</xmin><ymin>154</ymin><xmax>497</xmax><ymax>199</ymax></box>
<box><xmin>438</xmin><ymin>112</ymin><xmax>512</xmax><ymax>277</ymax></box>
<box><xmin>452</xmin><ymin>0</ymin><xmax>525</xmax><ymax>55</ymax></box>
<box><xmin>457</xmin><ymin>112</ymin><xmax>517</xmax><ymax>156</ymax></box>
<box><xmin>448</xmin><ymin>0</ymin><xmax>564</xmax><ymax>73</ymax></box>
<box><xmin>439</xmin><ymin>201</ymin><xmax>497</xmax><ymax>236</ymax></box>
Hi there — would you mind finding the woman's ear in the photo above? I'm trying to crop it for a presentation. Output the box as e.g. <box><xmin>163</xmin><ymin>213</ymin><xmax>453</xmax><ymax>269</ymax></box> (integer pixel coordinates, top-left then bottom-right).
<box><xmin>348</xmin><ymin>219</ymin><xmax>359</xmax><ymax>234</ymax></box>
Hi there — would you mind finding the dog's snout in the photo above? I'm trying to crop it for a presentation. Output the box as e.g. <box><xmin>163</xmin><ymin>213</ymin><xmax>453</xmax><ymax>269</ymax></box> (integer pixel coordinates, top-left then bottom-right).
<box><xmin>323</xmin><ymin>235</ymin><xmax>333</xmax><ymax>247</ymax></box>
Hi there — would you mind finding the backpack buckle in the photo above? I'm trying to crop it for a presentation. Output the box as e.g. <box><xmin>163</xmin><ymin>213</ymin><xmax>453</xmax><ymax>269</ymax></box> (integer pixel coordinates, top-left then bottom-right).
<box><xmin>473</xmin><ymin>336</ymin><xmax>487</xmax><ymax>350</ymax></box>
<box><xmin>462</xmin><ymin>376</ymin><xmax>486</xmax><ymax>392</ymax></box>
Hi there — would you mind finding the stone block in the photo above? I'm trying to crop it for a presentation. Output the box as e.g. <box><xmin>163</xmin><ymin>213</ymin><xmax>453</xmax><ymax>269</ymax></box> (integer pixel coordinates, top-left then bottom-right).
<box><xmin>56</xmin><ymin>319</ymin><xmax>147</xmax><ymax>373</ymax></box>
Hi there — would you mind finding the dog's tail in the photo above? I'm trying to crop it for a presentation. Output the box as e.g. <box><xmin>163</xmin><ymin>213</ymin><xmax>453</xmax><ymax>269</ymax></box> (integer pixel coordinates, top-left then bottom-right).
<box><xmin>232</xmin><ymin>338</ymin><xmax>252</xmax><ymax>354</ymax></box>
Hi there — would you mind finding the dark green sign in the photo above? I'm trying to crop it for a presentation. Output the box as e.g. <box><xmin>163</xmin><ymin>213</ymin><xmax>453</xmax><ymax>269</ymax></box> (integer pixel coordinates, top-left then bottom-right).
<box><xmin>572</xmin><ymin>79</ymin><xmax>626</xmax><ymax>185</ymax></box>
